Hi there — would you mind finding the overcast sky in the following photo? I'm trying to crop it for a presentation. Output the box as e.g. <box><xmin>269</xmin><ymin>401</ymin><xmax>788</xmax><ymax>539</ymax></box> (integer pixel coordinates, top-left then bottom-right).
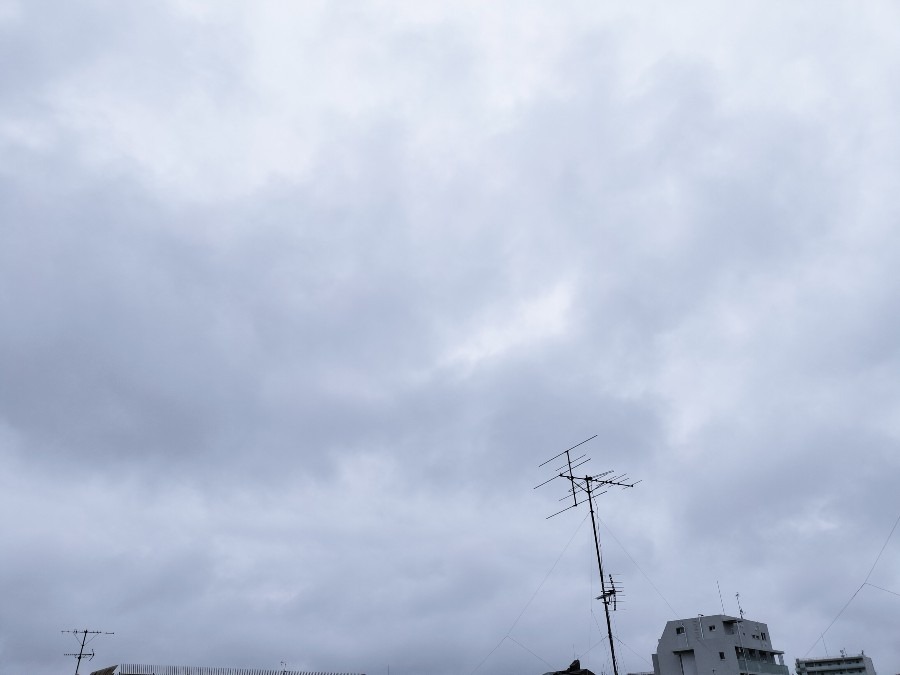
<box><xmin>2</xmin><ymin>2</ymin><xmax>900</xmax><ymax>675</ymax></box>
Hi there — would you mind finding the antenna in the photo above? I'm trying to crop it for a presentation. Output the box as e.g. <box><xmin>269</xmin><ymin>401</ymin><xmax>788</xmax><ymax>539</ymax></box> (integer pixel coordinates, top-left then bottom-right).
<box><xmin>535</xmin><ymin>435</ymin><xmax>639</xmax><ymax>675</ymax></box>
<box><xmin>599</xmin><ymin>574</ymin><xmax>625</xmax><ymax>612</ymax></box>
<box><xmin>61</xmin><ymin>629</ymin><xmax>114</xmax><ymax>675</ymax></box>
<box><xmin>717</xmin><ymin>580</ymin><xmax>725</xmax><ymax>614</ymax></box>
<box><xmin>735</xmin><ymin>592</ymin><xmax>744</xmax><ymax>619</ymax></box>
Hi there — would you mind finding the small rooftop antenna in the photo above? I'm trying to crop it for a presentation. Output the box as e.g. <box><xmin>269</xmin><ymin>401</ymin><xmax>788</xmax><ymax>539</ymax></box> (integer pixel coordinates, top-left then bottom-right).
<box><xmin>61</xmin><ymin>628</ymin><xmax>114</xmax><ymax>675</ymax></box>
<box><xmin>535</xmin><ymin>435</ymin><xmax>639</xmax><ymax>675</ymax></box>
<box><xmin>735</xmin><ymin>592</ymin><xmax>744</xmax><ymax>619</ymax></box>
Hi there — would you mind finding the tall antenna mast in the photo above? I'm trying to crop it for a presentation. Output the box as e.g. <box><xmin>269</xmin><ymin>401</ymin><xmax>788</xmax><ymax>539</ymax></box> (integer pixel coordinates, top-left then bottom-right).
<box><xmin>62</xmin><ymin>628</ymin><xmax>114</xmax><ymax>675</ymax></box>
<box><xmin>735</xmin><ymin>592</ymin><xmax>744</xmax><ymax>619</ymax></box>
<box><xmin>535</xmin><ymin>435</ymin><xmax>639</xmax><ymax>675</ymax></box>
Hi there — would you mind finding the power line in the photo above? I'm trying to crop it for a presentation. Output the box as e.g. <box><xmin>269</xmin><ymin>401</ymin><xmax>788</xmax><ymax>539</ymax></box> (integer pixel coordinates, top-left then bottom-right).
<box><xmin>469</xmin><ymin>513</ymin><xmax>589</xmax><ymax>674</ymax></box>
<box><xmin>864</xmin><ymin>582</ymin><xmax>900</xmax><ymax>598</ymax></box>
<box><xmin>507</xmin><ymin>635</ymin><xmax>553</xmax><ymax>668</ymax></box>
<box><xmin>863</xmin><ymin>511</ymin><xmax>900</xmax><ymax>583</ymax></box>
<box><xmin>469</xmin><ymin>637</ymin><xmax>508</xmax><ymax>675</ymax></box>
<box><xmin>804</xmin><ymin>585</ymin><xmax>864</xmax><ymax>657</ymax></box>
<box><xmin>508</xmin><ymin>512</ymin><xmax>590</xmax><ymax>634</ymax></box>
<box><xmin>581</xmin><ymin>616</ymin><xmax>652</xmax><ymax>668</ymax></box>
<box><xmin>613</xmin><ymin>634</ymin><xmax>654</xmax><ymax>667</ymax></box>
<box><xmin>803</xmin><ymin>508</ymin><xmax>900</xmax><ymax>656</ymax></box>
<box><xmin>597</xmin><ymin>515</ymin><xmax>680</xmax><ymax>618</ymax></box>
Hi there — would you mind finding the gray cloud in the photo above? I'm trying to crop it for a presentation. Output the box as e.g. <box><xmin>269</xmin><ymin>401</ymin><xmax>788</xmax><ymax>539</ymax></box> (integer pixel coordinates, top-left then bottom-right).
<box><xmin>2</xmin><ymin>2</ymin><xmax>900</xmax><ymax>675</ymax></box>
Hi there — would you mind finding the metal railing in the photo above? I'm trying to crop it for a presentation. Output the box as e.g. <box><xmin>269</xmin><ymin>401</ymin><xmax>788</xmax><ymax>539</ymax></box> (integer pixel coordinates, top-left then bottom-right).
<box><xmin>737</xmin><ymin>658</ymin><xmax>790</xmax><ymax>675</ymax></box>
<box><xmin>117</xmin><ymin>666</ymin><xmax>364</xmax><ymax>675</ymax></box>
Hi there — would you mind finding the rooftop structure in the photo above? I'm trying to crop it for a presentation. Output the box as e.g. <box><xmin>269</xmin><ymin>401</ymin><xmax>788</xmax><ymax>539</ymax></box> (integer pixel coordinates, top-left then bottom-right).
<box><xmin>652</xmin><ymin>615</ymin><xmax>789</xmax><ymax>675</ymax></box>
<box><xmin>543</xmin><ymin>659</ymin><xmax>598</xmax><ymax>675</ymax></box>
<box><xmin>796</xmin><ymin>653</ymin><xmax>876</xmax><ymax>675</ymax></box>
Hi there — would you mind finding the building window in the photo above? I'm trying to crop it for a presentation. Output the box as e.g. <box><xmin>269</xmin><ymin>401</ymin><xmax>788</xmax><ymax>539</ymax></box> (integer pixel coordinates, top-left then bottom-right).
<box><xmin>761</xmin><ymin>632</ymin><xmax>767</xmax><ymax>640</ymax></box>
<box><xmin>709</xmin><ymin>625</ymin><xmax>717</xmax><ymax>631</ymax></box>
<box><xmin>676</xmin><ymin>626</ymin><xmax>685</xmax><ymax>635</ymax></box>
<box><xmin>720</xmin><ymin>653</ymin><xmax>726</xmax><ymax>660</ymax></box>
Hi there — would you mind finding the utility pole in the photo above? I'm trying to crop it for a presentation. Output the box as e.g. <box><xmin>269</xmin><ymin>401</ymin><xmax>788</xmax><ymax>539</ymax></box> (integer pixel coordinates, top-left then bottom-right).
<box><xmin>62</xmin><ymin>628</ymin><xmax>114</xmax><ymax>675</ymax></box>
<box><xmin>535</xmin><ymin>436</ymin><xmax>639</xmax><ymax>675</ymax></box>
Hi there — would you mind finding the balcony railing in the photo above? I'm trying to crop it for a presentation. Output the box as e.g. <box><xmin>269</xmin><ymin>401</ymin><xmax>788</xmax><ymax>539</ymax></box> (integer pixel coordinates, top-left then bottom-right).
<box><xmin>737</xmin><ymin>658</ymin><xmax>790</xmax><ymax>675</ymax></box>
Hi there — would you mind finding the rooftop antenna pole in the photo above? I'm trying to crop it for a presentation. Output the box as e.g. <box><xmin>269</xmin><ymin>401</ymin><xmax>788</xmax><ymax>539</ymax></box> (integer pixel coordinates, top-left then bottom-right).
<box><xmin>535</xmin><ymin>436</ymin><xmax>639</xmax><ymax>675</ymax></box>
<box><xmin>586</xmin><ymin>476</ymin><xmax>619</xmax><ymax>675</ymax></box>
<box><xmin>717</xmin><ymin>580</ymin><xmax>726</xmax><ymax>614</ymax></box>
<box><xmin>61</xmin><ymin>629</ymin><xmax>114</xmax><ymax>675</ymax></box>
<box><xmin>735</xmin><ymin>592</ymin><xmax>744</xmax><ymax>620</ymax></box>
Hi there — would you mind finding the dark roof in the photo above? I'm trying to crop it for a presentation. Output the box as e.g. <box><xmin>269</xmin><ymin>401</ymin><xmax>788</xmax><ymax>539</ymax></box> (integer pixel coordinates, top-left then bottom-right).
<box><xmin>542</xmin><ymin>659</ymin><xmax>598</xmax><ymax>675</ymax></box>
<box><xmin>89</xmin><ymin>667</ymin><xmax>117</xmax><ymax>675</ymax></box>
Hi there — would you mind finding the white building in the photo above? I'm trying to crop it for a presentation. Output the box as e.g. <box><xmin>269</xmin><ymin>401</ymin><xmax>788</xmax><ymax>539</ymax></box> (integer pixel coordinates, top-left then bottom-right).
<box><xmin>796</xmin><ymin>652</ymin><xmax>877</xmax><ymax>675</ymax></box>
<box><xmin>652</xmin><ymin>615</ymin><xmax>789</xmax><ymax>675</ymax></box>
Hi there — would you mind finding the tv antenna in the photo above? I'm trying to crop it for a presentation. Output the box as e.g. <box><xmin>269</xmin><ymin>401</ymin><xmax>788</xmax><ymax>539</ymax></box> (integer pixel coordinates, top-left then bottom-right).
<box><xmin>61</xmin><ymin>628</ymin><xmax>114</xmax><ymax>675</ymax></box>
<box><xmin>534</xmin><ymin>435</ymin><xmax>639</xmax><ymax>675</ymax></box>
<box><xmin>735</xmin><ymin>592</ymin><xmax>744</xmax><ymax>619</ymax></box>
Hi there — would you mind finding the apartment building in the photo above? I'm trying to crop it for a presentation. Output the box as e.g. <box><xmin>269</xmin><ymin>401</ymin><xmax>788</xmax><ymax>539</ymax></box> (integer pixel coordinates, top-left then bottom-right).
<box><xmin>796</xmin><ymin>652</ymin><xmax>876</xmax><ymax>675</ymax></box>
<box><xmin>653</xmin><ymin>615</ymin><xmax>789</xmax><ymax>675</ymax></box>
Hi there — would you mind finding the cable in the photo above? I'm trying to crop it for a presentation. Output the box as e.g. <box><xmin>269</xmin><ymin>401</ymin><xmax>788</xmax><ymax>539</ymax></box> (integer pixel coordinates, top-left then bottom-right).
<box><xmin>508</xmin><ymin>512</ymin><xmax>590</xmax><ymax>633</ymax></box>
<box><xmin>863</xmin><ymin>511</ymin><xmax>900</xmax><ymax>583</ymax></box>
<box><xmin>597</xmin><ymin>515</ymin><xmax>680</xmax><ymax>617</ymax></box>
<box><xmin>470</xmin><ymin>636</ymin><xmax>508</xmax><ymax>675</ymax></box>
<box><xmin>582</xmin><ymin>609</ymin><xmax>653</xmax><ymax>670</ymax></box>
<box><xmin>470</xmin><ymin>513</ymin><xmax>590</xmax><ymax>674</ymax></box>
<box><xmin>803</xmin><ymin>584</ymin><xmax>864</xmax><ymax>656</ymax></box>
<box><xmin>803</xmin><ymin>508</ymin><xmax>900</xmax><ymax>656</ymax></box>
<box><xmin>507</xmin><ymin>635</ymin><xmax>554</xmax><ymax>668</ymax></box>
<box><xmin>864</xmin><ymin>582</ymin><xmax>900</xmax><ymax>598</ymax></box>
<box><xmin>585</xmin><ymin>609</ymin><xmax>607</xmax><ymax>658</ymax></box>
<box><xmin>613</xmin><ymin>634</ymin><xmax>654</xmax><ymax>667</ymax></box>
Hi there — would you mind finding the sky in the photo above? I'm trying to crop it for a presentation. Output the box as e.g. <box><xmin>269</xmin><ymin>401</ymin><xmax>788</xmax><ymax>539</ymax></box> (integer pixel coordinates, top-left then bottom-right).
<box><xmin>2</xmin><ymin>2</ymin><xmax>900</xmax><ymax>675</ymax></box>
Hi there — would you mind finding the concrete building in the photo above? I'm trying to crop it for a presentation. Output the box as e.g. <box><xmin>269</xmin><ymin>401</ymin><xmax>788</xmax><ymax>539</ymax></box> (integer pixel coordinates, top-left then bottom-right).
<box><xmin>796</xmin><ymin>653</ymin><xmax>877</xmax><ymax>675</ymax></box>
<box><xmin>652</xmin><ymin>615</ymin><xmax>789</xmax><ymax>675</ymax></box>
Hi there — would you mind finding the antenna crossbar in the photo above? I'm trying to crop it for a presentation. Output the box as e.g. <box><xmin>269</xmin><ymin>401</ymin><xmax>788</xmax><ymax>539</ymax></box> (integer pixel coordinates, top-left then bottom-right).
<box><xmin>537</xmin><ymin>435</ymin><xmax>599</xmax><ymax>467</ymax></box>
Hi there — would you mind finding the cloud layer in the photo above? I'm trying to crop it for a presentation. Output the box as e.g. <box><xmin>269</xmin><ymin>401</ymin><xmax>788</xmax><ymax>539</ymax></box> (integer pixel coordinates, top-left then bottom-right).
<box><xmin>2</xmin><ymin>2</ymin><xmax>900</xmax><ymax>675</ymax></box>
